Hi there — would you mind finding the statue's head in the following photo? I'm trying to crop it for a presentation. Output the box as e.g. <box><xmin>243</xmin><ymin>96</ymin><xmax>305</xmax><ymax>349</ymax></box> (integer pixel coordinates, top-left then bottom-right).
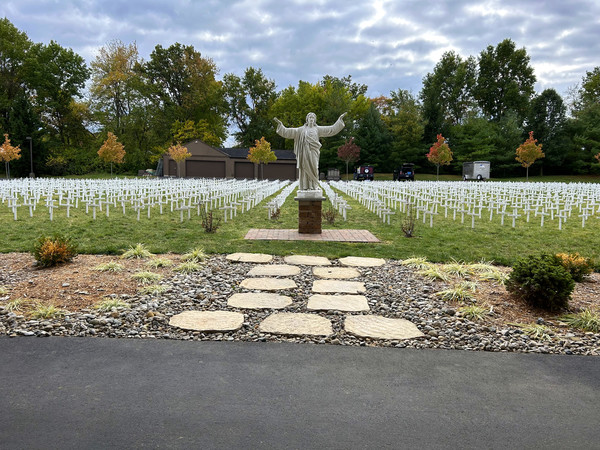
<box><xmin>305</xmin><ymin>112</ymin><xmax>316</xmax><ymax>126</ymax></box>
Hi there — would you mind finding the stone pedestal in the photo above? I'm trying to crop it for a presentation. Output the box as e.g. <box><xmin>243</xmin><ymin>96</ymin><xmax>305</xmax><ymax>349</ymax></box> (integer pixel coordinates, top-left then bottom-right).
<box><xmin>295</xmin><ymin>191</ymin><xmax>325</xmax><ymax>234</ymax></box>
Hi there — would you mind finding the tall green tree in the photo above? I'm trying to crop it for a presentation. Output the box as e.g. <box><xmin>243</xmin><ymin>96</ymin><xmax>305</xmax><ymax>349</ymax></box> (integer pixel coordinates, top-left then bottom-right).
<box><xmin>474</xmin><ymin>39</ymin><xmax>536</xmax><ymax>123</ymax></box>
<box><xmin>376</xmin><ymin>90</ymin><xmax>426</xmax><ymax>170</ymax></box>
<box><xmin>143</xmin><ymin>43</ymin><xmax>227</xmax><ymax>146</ymax></box>
<box><xmin>354</xmin><ymin>102</ymin><xmax>392</xmax><ymax>171</ymax></box>
<box><xmin>527</xmin><ymin>89</ymin><xmax>567</xmax><ymax>174</ymax></box>
<box><xmin>420</xmin><ymin>51</ymin><xmax>477</xmax><ymax>142</ymax></box>
<box><xmin>223</xmin><ymin>67</ymin><xmax>278</xmax><ymax>147</ymax></box>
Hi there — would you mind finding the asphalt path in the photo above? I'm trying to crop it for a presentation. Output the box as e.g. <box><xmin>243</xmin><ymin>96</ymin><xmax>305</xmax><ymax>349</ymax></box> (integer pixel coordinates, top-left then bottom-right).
<box><xmin>1</xmin><ymin>336</ymin><xmax>599</xmax><ymax>449</ymax></box>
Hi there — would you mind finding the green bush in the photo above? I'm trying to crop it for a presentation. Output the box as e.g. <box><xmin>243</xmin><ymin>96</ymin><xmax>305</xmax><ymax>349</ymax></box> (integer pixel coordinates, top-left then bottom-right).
<box><xmin>506</xmin><ymin>254</ymin><xmax>574</xmax><ymax>311</ymax></box>
<box><xmin>32</xmin><ymin>234</ymin><xmax>78</xmax><ymax>267</ymax></box>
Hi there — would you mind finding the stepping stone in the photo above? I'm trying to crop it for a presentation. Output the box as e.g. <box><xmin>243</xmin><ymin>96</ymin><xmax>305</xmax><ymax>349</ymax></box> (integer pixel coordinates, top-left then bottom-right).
<box><xmin>344</xmin><ymin>315</ymin><xmax>424</xmax><ymax>340</ymax></box>
<box><xmin>248</xmin><ymin>264</ymin><xmax>301</xmax><ymax>277</ymax></box>
<box><xmin>240</xmin><ymin>277</ymin><xmax>297</xmax><ymax>290</ymax></box>
<box><xmin>228</xmin><ymin>293</ymin><xmax>292</xmax><ymax>310</ymax></box>
<box><xmin>169</xmin><ymin>311</ymin><xmax>244</xmax><ymax>332</ymax></box>
<box><xmin>284</xmin><ymin>255</ymin><xmax>331</xmax><ymax>266</ymax></box>
<box><xmin>339</xmin><ymin>256</ymin><xmax>386</xmax><ymax>267</ymax></box>
<box><xmin>259</xmin><ymin>313</ymin><xmax>332</xmax><ymax>336</ymax></box>
<box><xmin>226</xmin><ymin>253</ymin><xmax>273</xmax><ymax>263</ymax></box>
<box><xmin>307</xmin><ymin>294</ymin><xmax>369</xmax><ymax>312</ymax></box>
<box><xmin>313</xmin><ymin>267</ymin><xmax>360</xmax><ymax>279</ymax></box>
<box><xmin>312</xmin><ymin>279</ymin><xmax>366</xmax><ymax>294</ymax></box>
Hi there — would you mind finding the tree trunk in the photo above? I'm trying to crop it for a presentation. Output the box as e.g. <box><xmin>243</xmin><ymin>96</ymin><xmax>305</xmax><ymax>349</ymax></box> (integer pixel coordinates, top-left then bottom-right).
<box><xmin>526</xmin><ymin>166</ymin><xmax>529</xmax><ymax>181</ymax></box>
<box><xmin>436</xmin><ymin>164</ymin><xmax>440</xmax><ymax>181</ymax></box>
<box><xmin>346</xmin><ymin>161</ymin><xmax>349</xmax><ymax>180</ymax></box>
<box><xmin>5</xmin><ymin>162</ymin><xmax>9</xmax><ymax>179</ymax></box>
<box><xmin>110</xmin><ymin>162</ymin><xmax>113</xmax><ymax>176</ymax></box>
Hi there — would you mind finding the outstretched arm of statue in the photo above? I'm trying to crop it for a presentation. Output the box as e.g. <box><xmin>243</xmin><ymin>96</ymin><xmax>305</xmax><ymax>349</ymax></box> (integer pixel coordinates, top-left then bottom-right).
<box><xmin>273</xmin><ymin>117</ymin><xmax>283</xmax><ymax>128</ymax></box>
<box><xmin>338</xmin><ymin>112</ymin><xmax>347</xmax><ymax>121</ymax></box>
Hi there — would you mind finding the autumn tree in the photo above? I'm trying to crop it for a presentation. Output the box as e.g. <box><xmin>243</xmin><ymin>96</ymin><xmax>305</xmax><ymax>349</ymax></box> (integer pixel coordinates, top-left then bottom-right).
<box><xmin>337</xmin><ymin>137</ymin><xmax>360</xmax><ymax>179</ymax></box>
<box><xmin>0</xmin><ymin>133</ymin><xmax>21</xmax><ymax>178</ymax></box>
<box><xmin>426</xmin><ymin>134</ymin><xmax>453</xmax><ymax>180</ymax></box>
<box><xmin>516</xmin><ymin>131</ymin><xmax>544</xmax><ymax>180</ymax></box>
<box><xmin>168</xmin><ymin>142</ymin><xmax>191</xmax><ymax>177</ymax></box>
<box><xmin>247</xmin><ymin>137</ymin><xmax>276</xmax><ymax>179</ymax></box>
<box><xmin>98</xmin><ymin>132</ymin><xmax>125</xmax><ymax>175</ymax></box>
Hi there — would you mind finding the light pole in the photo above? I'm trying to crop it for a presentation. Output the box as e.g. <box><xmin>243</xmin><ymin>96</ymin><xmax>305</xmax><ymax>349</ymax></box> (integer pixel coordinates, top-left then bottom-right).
<box><xmin>26</xmin><ymin>136</ymin><xmax>34</xmax><ymax>177</ymax></box>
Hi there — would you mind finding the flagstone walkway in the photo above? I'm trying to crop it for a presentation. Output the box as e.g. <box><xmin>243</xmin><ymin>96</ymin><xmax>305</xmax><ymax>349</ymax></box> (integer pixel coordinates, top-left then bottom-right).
<box><xmin>244</xmin><ymin>229</ymin><xmax>380</xmax><ymax>242</ymax></box>
<box><xmin>169</xmin><ymin>253</ymin><xmax>424</xmax><ymax>341</ymax></box>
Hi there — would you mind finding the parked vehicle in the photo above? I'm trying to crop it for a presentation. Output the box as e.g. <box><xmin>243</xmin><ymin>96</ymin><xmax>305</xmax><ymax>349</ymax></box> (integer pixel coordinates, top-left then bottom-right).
<box><xmin>354</xmin><ymin>165</ymin><xmax>374</xmax><ymax>181</ymax></box>
<box><xmin>463</xmin><ymin>161</ymin><xmax>490</xmax><ymax>181</ymax></box>
<box><xmin>393</xmin><ymin>163</ymin><xmax>415</xmax><ymax>181</ymax></box>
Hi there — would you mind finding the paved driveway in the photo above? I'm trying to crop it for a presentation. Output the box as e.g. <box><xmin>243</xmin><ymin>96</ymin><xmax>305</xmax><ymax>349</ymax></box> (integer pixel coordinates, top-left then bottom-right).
<box><xmin>1</xmin><ymin>337</ymin><xmax>598</xmax><ymax>449</ymax></box>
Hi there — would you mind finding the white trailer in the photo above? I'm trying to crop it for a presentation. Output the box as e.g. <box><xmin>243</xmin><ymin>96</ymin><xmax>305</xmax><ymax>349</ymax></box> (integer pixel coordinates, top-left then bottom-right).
<box><xmin>463</xmin><ymin>161</ymin><xmax>490</xmax><ymax>180</ymax></box>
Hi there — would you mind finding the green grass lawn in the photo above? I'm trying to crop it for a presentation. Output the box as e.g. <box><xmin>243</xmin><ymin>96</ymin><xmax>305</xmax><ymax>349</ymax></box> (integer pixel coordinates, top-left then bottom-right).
<box><xmin>2</xmin><ymin>180</ymin><xmax>599</xmax><ymax>266</ymax></box>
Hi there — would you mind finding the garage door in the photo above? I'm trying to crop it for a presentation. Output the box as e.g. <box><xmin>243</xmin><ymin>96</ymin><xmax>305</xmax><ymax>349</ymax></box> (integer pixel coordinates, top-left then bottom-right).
<box><xmin>186</xmin><ymin>160</ymin><xmax>225</xmax><ymax>178</ymax></box>
<box><xmin>264</xmin><ymin>163</ymin><xmax>297</xmax><ymax>180</ymax></box>
<box><xmin>234</xmin><ymin>162</ymin><xmax>254</xmax><ymax>179</ymax></box>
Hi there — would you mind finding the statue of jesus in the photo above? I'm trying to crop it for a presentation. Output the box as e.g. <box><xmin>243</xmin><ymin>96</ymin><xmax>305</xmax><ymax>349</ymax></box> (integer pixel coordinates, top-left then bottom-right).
<box><xmin>274</xmin><ymin>112</ymin><xmax>346</xmax><ymax>191</ymax></box>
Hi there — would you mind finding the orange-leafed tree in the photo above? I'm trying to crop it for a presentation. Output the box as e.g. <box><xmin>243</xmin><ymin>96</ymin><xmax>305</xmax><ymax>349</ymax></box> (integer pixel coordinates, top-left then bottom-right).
<box><xmin>168</xmin><ymin>143</ymin><xmax>191</xmax><ymax>177</ymax></box>
<box><xmin>426</xmin><ymin>134</ymin><xmax>453</xmax><ymax>180</ymax></box>
<box><xmin>98</xmin><ymin>132</ymin><xmax>125</xmax><ymax>176</ymax></box>
<box><xmin>247</xmin><ymin>137</ymin><xmax>276</xmax><ymax>179</ymax></box>
<box><xmin>0</xmin><ymin>134</ymin><xmax>22</xmax><ymax>179</ymax></box>
<box><xmin>516</xmin><ymin>131</ymin><xmax>544</xmax><ymax>181</ymax></box>
<box><xmin>594</xmin><ymin>153</ymin><xmax>600</xmax><ymax>163</ymax></box>
<box><xmin>337</xmin><ymin>137</ymin><xmax>360</xmax><ymax>180</ymax></box>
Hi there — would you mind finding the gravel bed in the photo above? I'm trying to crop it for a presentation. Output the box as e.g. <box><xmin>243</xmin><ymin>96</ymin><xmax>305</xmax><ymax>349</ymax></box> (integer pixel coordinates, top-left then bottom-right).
<box><xmin>1</xmin><ymin>255</ymin><xmax>598</xmax><ymax>356</ymax></box>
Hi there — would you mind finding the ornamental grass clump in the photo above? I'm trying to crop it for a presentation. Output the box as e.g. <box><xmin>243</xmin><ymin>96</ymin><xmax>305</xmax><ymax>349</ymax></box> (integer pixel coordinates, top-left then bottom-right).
<box><xmin>401</xmin><ymin>257</ymin><xmax>431</xmax><ymax>270</ymax></box>
<box><xmin>146</xmin><ymin>257</ymin><xmax>173</xmax><ymax>268</ymax></box>
<box><xmin>138</xmin><ymin>284</ymin><xmax>167</xmax><ymax>296</ymax></box>
<box><xmin>132</xmin><ymin>271</ymin><xmax>162</xmax><ymax>284</ymax></box>
<box><xmin>121</xmin><ymin>243</ymin><xmax>153</xmax><ymax>259</ymax></box>
<box><xmin>443</xmin><ymin>260</ymin><xmax>474</xmax><ymax>278</ymax></box>
<box><xmin>506</xmin><ymin>253</ymin><xmax>574</xmax><ymax>312</ymax></box>
<box><xmin>435</xmin><ymin>282</ymin><xmax>476</xmax><ymax>302</ymax></box>
<box><xmin>182</xmin><ymin>247</ymin><xmax>207</xmax><ymax>263</ymax></box>
<box><xmin>174</xmin><ymin>261</ymin><xmax>202</xmax><ymax>274</ymax></box>
<box><xmin>95</xmin><ymin>299</ymin><xmax>130</xmax><ymax>312</ymax></box>
<box><xmin>93</xmin><ymin>261</ymin><xmax>123</xmax><ymax>272</ymax></box>
<box><xmin>520</xmin><ymin>323</ymin><xmax>553</xmax><ymax>341</ymax></box>
<box><xmin>458</xmin><ymin>305</ymin><xmax>489</xmax><ymax>321</ymax></box>
<box><xmin>32</xmin><ymin>234</ymin><xmax>78</xmax><ymax>267</ymax></box>
<box><xmin>30</xmin><ymin>304</ymin><xmax>67</xmax><ymax>319</ymax></box>
<box><xmin>418</xmin><ymin>266</ymin><xmax>450</xmax><ymax>282</ymax></box>
<box><xmin>559</xmin><ymin>309</ymin><xmax>600</xmax><ymax>333</ymax></box>
<box><xmin>555</xmin><ymin>252</ymin><xmax>593</xmax><ymax>282</ymax></box>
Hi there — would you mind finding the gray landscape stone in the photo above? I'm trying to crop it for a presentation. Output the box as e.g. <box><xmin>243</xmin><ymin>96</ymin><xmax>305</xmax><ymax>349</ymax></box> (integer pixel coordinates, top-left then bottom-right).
<box><xmin>339</xmin><ymin>256</ymin><xmax>386</xmax><ymax>267</ymax></box>
<box><xmin>259</xmin><ymin>312</ymin><xmax>333</xmax><ymax>336</ymax></box>
<box><xmin>227</xmin><ymin>293</ymin><xmax>293</xmax><ymax>310</ymax></box>
<box><xmin>240</xmin><ymin>277</ymin><xmax>297</xmax><ymax>290</ymax></box>
<box><xmin>313</xmin><ymin>267</ymin><xmax>360</xmax><ymax>279</ymax></box>
<box><xmin>226</xmin><ymin>253</ymin><xmax>273</xmax><ymax>263</ymax></box>
<box><xmin>248</xmin><ymin>264</ymin><xmax>301</xmax><ymax>277</ymax></box>
<box><xmin>312</xmin><ymin>279</ymin><xmax>366</xmax><ymax>294</ymax></box>
<box><xmin>307</xmin><ymin>294</ymin><xmax>369</xmax><ymax>312</ymax></box>
<box><xmin>284</xmin><ymin>255</ymin><xmax>331</xmax><ymax>266</ymax></box>
<box><xmin>344</xmin><ymin>315</ymin><xmax>424</xmax><ymax>340</ymax></box>
<box><xmin>169</xmin><ymin>311</ymin><xmax>244</xmax><ymax>332</ymax></box>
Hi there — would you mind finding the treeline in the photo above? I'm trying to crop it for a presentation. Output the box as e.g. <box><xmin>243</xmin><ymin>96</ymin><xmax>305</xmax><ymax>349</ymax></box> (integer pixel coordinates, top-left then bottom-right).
<box><xmin>1</xmin><ymin>17</ymin><xmax>599</xmax><ymax>178</ymax></box>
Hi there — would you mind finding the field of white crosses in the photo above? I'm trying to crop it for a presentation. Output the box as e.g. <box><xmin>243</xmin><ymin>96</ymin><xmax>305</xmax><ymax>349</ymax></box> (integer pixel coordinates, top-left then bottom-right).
<box><xmin>1</xmin><ymin>177</ymin><xmax>599</xmax><ymax>262</ymax></box>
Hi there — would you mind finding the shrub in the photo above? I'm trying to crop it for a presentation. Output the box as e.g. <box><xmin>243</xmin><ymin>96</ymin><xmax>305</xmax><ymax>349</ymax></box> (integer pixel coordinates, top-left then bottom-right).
<box><xmin>506</xmin><ymin>254</ymin><xmax>574</xmax><ymax>311</ymax></box>
<box><xmin>555</xmin><ymin>252</ymin><xmax>593</xmax><ymax>282</ymax></box>
<box><xmin>200</xmin><ymin>209</ymin><xmax>221</xmax><ymax>233</ymax></box>
<box><xmin>32</xmin><ymin>234</ymin><xmax>78</xmax><ymax>267</ymax></box>
<box><xmin>322</xmin><ymin>206</ymin><xmax>337</xmax><ymax>225</ymax></box>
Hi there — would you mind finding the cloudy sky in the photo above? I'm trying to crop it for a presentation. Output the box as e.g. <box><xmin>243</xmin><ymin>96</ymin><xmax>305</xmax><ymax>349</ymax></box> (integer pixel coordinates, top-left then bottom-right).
<box><xmin>2</xmin><ymin>0</ymin><xmax>599</xmax><ymax>100</ymax></box>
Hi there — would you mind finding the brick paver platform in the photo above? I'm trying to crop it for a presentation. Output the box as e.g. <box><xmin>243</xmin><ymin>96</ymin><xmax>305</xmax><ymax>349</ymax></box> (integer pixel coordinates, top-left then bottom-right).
<box><xmin>244</xmin><ymin>229</ymin><xmax>379</xmax><ymax>243</ymax></box>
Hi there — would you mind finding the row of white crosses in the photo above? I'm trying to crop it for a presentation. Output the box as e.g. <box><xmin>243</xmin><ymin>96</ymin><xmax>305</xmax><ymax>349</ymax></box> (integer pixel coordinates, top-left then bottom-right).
<box><xmin>320</xmin><ymin>181</ymin><xmax>352</xmax><ymax>220</ymax></box>
<box><xmin>264</xmin><ymin>181</ymin><xmax>298</xmax><ymax>218</ymax></box>
<box><xmin>0</xmin><ymin>178</ymin><xmax>290</xmax><ymax>223</ymax></box>
<box><xmin>330</xmin><ymin>180</ymin><xmax>600</xmax><ymax>230</ymax></box>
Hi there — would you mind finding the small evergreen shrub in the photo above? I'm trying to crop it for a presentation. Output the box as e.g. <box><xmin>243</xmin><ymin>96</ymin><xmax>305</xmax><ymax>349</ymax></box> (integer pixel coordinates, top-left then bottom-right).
<box><xmin>32</xmin><ymin>234</ymin><xmax>78</xmax><ymax>267</ymax></box>
<box><xmin>506</xmin><ymin>254</ymin><xmax>574</xmax><ymax>311</ymax></box>
<box><xmin>555</xmin><ymin>252</ymin><xmax>593</xmax><ymax>282</ymax></box>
